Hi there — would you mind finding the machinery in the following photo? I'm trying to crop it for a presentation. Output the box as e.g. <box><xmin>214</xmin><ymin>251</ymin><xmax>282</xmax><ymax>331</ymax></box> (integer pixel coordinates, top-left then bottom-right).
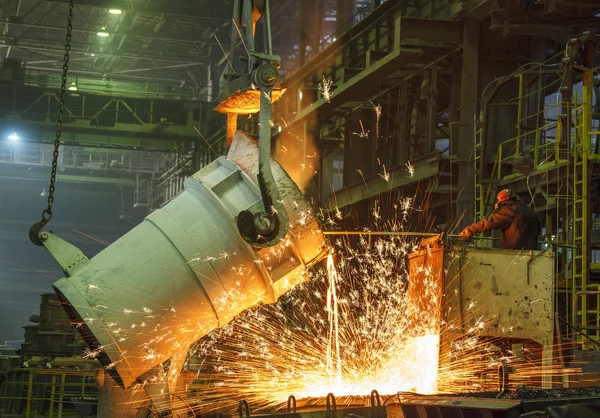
<box><xmin>10</xmin><ymin>0</ymin><xmax>600</xmax><ymax>416</ymax></box>
<box><xmin>23</xmin><ymin>0</ymin><xmax>329</xmax><ymax>415</ymax></box>
<box><xmin>406</xmin><ymin>234</ymin><xmax>555</xmax><ymax>391</ymax></box>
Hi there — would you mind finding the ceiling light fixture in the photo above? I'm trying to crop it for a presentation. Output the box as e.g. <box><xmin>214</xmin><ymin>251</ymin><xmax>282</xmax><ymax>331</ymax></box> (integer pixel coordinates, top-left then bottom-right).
<box><xmin>108</xmin><ymin>9</ymin><xmax>122</xmax><ymax>14</ymax></box>
<box><xmin>68</xmin><ymin>82</ymin><xmax>78</xmax><ymax>91</ymax></box>
<box><xmin>97</xmin><ymin>27</ymin><xmax>110</xmax><ymax>37</ymax></box>
<box><xmin>8</xmin><ymin>132</ymin><xmax>19</xmax><ymax>142</ymax></box>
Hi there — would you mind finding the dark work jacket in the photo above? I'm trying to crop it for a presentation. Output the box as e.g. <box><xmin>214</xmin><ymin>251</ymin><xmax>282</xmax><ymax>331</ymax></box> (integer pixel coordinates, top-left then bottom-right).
<box><xmin>467</xmin><ymin>202</ymin><xmax>541</xmax><ymax>250</ymax></box>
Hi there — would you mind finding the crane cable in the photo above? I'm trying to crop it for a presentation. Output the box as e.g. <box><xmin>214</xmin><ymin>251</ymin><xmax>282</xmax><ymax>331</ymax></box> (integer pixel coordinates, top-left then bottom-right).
<box><xmin>29</xmin><ymin>0</ymin><xmax>74</xmax><ymax>246</ymax></box>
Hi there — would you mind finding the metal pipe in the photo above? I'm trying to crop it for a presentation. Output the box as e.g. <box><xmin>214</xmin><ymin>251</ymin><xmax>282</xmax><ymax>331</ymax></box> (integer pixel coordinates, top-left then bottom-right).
<box><xmin>323</xmin><ymin>231</ymin><xmax>438</xmax><ymax>237</ymax></box>
<box><xmin>112</xmin><ymin>62</ymin><xmax>204</xmax><ymax>75</ymax></box>
<box><xmin>265</xmin><ymin>0</ymin><xmax>273</xmax><ymax>55</ymax></box>
<box><xmin>228</xmin><ymin>0</ymin><xmax>240</xmax><ymax>72</ymax></box>
<box><xmin>24</xmin><ymin>66</ymin><xmax>203</xmax><ymax>84</ymax></box>
<box><xmin>2</xmin><ymin>20</ymin><xmax>217</xmax><ymax>45</ymax></box>
<box><xmin>0</xmin><ymin>38</ymin><xmax>203</xmax><ymax>63</ymax></box>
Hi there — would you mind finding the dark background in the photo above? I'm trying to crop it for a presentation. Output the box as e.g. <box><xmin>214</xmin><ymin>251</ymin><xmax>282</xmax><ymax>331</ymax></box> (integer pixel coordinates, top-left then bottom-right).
<box><xmin>0</xmin><ymin>169</ymin><xmax>136</xmax><ymax>343</ymax></box>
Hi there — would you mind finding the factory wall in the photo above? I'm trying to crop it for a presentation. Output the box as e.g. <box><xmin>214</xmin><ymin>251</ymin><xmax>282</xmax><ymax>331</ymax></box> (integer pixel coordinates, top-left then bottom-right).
<box><xmin>0</xmin><ymin>178</ymin><xmax>135</xmax><ymax>342</ymax></box>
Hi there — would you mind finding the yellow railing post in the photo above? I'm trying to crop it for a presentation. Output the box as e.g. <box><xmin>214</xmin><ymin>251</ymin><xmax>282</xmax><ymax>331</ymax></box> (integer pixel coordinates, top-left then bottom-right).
<box><xmin>49</xmin><ymin>374</ymin><xmax>57</xmax><ymax>418</ymax></box>
<box><xmin>497</xmin><ymin>144</ymin><xmax>502</xmax><ymax>179</ymax></box>
<box><xmin>580</xmin><ymin>70</ymin><xmax>592</xmax><ymax>342</ymax></box>
<box><xmin>25</xmin><ymin>371</ymin><xmax>34</xmax><ymax>418</ymax></box>
<box><xmin>57</xmin><ymin>373</ymin><xmax>66</xmax><ymax>418</ymax></box>
<box><xmin>534</xmin><ymin>128</ymin><xmax>540</xmax><ymax>167</ymax></box>
<box><xmin>517</xmin><ymin>73</ymin><xmax>524</xmax><ymax>155</ymax></box>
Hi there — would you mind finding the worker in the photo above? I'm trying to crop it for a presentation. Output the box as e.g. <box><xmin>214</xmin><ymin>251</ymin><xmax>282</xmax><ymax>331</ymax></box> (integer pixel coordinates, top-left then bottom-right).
<box><xmin>459</xmin><ymin>189</ymin><xmax>541</xmax><ymax>250</ymax></box>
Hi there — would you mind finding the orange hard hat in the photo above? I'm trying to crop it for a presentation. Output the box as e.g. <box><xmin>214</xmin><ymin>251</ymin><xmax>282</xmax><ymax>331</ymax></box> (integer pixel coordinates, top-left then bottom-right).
<box><xmin>496</xmin><ymin>189</ymin><xmax>517</xmax><ymax>204</ymax></box>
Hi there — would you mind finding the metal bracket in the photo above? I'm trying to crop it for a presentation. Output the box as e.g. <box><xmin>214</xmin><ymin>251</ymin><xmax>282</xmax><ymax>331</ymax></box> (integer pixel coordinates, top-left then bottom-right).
<box><xmin>237</xmin><ymin>54</ymin><xmax>290</xmax><ymax>248</ymax></box>
<box><xmin>38</xmin><ymin>231</ymin><xmax>89</xmax><ymax>277</ymax></box>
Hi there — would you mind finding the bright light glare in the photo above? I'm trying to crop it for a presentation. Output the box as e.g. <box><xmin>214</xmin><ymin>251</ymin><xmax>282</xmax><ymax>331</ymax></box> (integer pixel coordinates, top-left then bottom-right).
<box><xmin>8</xmin><ymin>133</ymin><xmax>19</xmax><ymax>142</ymax></box>
<box><xmin>108</xmin><ymin>9</ymin><xmax>122</xmax><ymax>14</ymax></box>
<box><xmin>97</xmin><ymin>27</ymin><xmax>110</xmax><ymax>37</ymax></box>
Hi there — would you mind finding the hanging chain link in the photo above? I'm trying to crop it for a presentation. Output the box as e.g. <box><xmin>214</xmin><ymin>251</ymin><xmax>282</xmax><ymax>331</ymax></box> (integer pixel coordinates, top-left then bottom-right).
<box><xmin>41</xmin><ymin>0</ymin><xmax>74</xmax><ymax>222</ymax></box>
<box><xmin>29</xmin><ymin>0</ymin><xmax>74</xmax><ymax>245</ymax></box>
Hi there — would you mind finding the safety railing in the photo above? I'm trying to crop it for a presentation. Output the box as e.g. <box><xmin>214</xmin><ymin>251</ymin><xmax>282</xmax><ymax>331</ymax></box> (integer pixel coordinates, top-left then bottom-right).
<box><xmin>10</xmin><ymin>69</ymin><xmax>212</xmax><ymax>101</ymax></box>
<box><xmin>573</xmin><ymin>287</ymin><xmax>600</xmax><ymax>350</ymax></box>
<box><xmin>478</xmin><ymin>55</ymin><xmax>600</xmax><ymax>349</ymax></box>
<box><xmin>0</xmin><ymin>142</ymin><xmax>166</xmax><ymax>175</ymax></box>
<box><xmin>281</xmin><ymin>1</ymin><xmax>376</xmax><ymax>77</ymax></box>
<box><xmin>0</xmin><ymin>368</ymin><xmax>97</xmax><ymax>417</ymax></box>
<box><xmin>492</xmin><ymin>111</ymin><xmax>564</xmax><ymax>181</ymax></box>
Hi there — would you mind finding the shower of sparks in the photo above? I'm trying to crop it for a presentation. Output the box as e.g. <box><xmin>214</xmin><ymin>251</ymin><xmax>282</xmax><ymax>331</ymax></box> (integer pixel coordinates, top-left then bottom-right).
<box><xmin>319</xmin><ymin>75</ymin><xmax>334</xmax><ymax>102</ymax></box>
<box><xmin>326</xmin><ymin>253</ymin><xmax>341</xmax><ymax>386</ymax></box>
<box><xmin>353</xmin><ymin>120</ymin><xmax>369</xmax><ymax>139</ymax></box>
<box><xmin>372</xmin><ymin>102</ymin><xmax>382</xmax><ymax>124</ymax></box>
<box><xmin>56</xmin><ymin>147</ymin><xmax>578</xmax><ymax>417</ymax></box>
<box><xmin>186</xmin><ymin>200</ymin><xmax>448</xmax><ymax>413</ymax></box>
<box><xmin>405</xmin><ymin>161</ymin><xmax>415</xmax><ymax>177</ymax></box>
<box><xmin>379</xmin><ymin>165</ymin><xmax>390</xmax><ymax>182</ymax></box>
<box><xmin>168</xmin><ymin>185</ymin><xmax>571</xmax><ymax>416</ymax></box>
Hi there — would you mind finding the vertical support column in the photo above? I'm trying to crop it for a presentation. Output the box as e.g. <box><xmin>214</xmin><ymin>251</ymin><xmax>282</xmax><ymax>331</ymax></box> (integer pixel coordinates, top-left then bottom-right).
<box><xmin>449</xmin><ymin>56</ymin><xmax>462</xmax><ymax>156</ymax></box>
<box><xmin>228</xmin><ymin>0</ymin><xmax>240</xmax><ymax>72</ymax></box>
<box><xmin>427</xmin><ymin>65</ymin><xmax>439</xmax><ymax>154</ymax></box>
<box><xmin>57</xmin><ymin>373</ymin><xmax>66</xmax><ymax>418</ymax></box>
<box><xmin>397</xmin><ymin>83</ymin><xmax>409</xmax><ymax>166</ymax></box>
<box><xmin>456</xmin><ymin>20</ymin><xmax>480</xmax><ymax>227</ymax></box>
<box><xmin>560</xmin><ymin>47</ymin><xmax>574</xmax><ymax>156</ymax></box>
<box><xmin>342</xmin><ymin>114</ymin><xmax>352</xmax><ymax>188</ymax></box>
<box><xmin>516</xmin><ymin>74</ymin><xmax>524</xmax><ymax>154</ymax></box>
<box><xmin>542</xmin><ymin>337</ymin><xmax>554</xmax><ymax>388</ymax></box>
<box><xmin>394</xmin><ymin>14</ymin><xmax>402</xmax><ymax>50</ymax></box>
<box><xmin>337</xmin><ymin>0</ymin><xmax>357</xmax><ymax>32</ymax></box>
<box><xmin>210</xmin><ymin>47</ymin><xmax>221</xmax><ymax>102</ymax></box>
<box><xmin>299</xmin><ymin>1</ymin><xmax>307</xmax><ymax>66</ymax></box>
<box><xmin>25</xmin><ymin>371</ymin><xmax>33</xmax><ymax>418</ymax></box>
<box><xmin>299</xmin><ymin>0</ymin><xmax>324</xmax><ymax>65</ymax></box>
<box><xmin>579</xmin><ymin>39</ymin><xmax>594</xmax><ymax>342</ymax></box>
<box><xmin>314</xmin><ymin>0</ymin><xmax>324</xmax><ymax>51</ymax></box>
<box><xmin>242</xmin><ymin>0</ymin><xmax>255</xmax><ymax>69</ymax></box>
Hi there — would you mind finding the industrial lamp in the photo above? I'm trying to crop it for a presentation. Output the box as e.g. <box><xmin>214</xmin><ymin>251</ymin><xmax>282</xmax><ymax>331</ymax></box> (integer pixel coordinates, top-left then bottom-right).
<box><xmin>97</xmin><ymin>27</ymin><xmax>110</xmax><ymax>37</ymax></box>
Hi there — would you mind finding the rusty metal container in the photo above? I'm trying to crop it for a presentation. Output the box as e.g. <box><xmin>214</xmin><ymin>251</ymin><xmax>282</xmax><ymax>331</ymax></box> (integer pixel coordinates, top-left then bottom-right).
<box><xmin>407</xmin><ymin>236</ymin><xmax>554</xmax><ymax>389</ymax></box>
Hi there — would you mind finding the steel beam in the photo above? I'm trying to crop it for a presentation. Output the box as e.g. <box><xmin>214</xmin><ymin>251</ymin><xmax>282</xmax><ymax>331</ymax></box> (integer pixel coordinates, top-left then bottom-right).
<box><xmin>40</xmin><ymin>0</ymin><xmax>231</xmax><ymax>20</ymax></box>
<box><xmin>0</xmin><ymin>124</ymin><xmax>187</xmax><ymax>151</ymax></box>
<box><xmin>455</xmin><ymin>20</ymin><xmax>480</xmax><ymax>228</ymax></box>
<box><xmin>1</xmin><ymin>40</ymin><xmax>203</xmax><ymax>64</ymax></box>
<box><xmin>3</xmin><ymin>20</ymin><xmax>219</xmax><ymax>44</ymax></box>
<box><xmin>0</xmin><ymin>172</ymin><xmax>135</xmax><ymax>186</ymax></box>
<box><xmin>327</xmin><ymin>153</ymin><xmax>441</xmax><ymax>211</ymax></box>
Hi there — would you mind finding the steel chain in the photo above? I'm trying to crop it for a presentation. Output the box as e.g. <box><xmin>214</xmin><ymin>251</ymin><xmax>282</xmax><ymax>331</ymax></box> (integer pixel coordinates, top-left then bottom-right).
<box><xmin>41</xmin><ymin>0</ymin><xmax>74</xmax><ymax>222</ymax></box>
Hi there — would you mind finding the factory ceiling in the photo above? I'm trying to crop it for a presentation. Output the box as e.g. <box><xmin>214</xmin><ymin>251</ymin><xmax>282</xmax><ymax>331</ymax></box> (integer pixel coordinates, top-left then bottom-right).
<box><xmin>0</xmin><ymin>0</ymin><xmax>304</xmax><ymax>99</ymax></box>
